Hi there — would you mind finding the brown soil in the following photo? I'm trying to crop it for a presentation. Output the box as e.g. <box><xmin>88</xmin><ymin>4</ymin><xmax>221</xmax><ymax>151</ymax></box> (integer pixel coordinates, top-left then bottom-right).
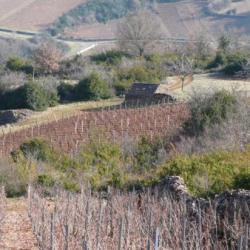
<box><xmin>0</xmin><ymin>198</ymin><xmax>38</xmax><ymax>250</ymax></box>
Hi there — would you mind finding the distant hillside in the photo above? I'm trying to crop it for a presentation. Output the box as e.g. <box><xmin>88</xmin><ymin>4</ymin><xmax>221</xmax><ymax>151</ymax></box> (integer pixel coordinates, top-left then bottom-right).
<box><xmin>0</xmin><ymin>0</ymin><xmax>84</xmax><ymax>32</ymax></box>
<box><xmin>208</xmin><ymin>0</ymin><xmax>250</xmax><ymax>15</ymax></box>
<box><xmin>0</xmin><ymin>0</ymin><xmax>250</xmax><ymax>41</ymax></box>
<box><xmin>63</xmin><ymin>0</ymin><xmax>250</xmax><ymax>40</ymax></box>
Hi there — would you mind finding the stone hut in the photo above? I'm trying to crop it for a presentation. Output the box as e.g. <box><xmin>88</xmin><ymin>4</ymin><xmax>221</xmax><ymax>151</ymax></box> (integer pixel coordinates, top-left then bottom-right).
<box><xmin>125</xmin><ymin>83</ymin><xmax>175</xmax><ymax>104</ymax></box>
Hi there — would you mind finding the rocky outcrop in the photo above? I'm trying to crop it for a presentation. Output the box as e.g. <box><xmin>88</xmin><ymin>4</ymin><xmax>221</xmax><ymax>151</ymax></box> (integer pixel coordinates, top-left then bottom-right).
<box><xmin>0</xmin><ymin>109</ymin><xmax>33</xmax><ymax>126</ymax></box>
<box><xmin>214</xmin><ymin>189</ymin><xmax>250</xmax><ymax>223</ymax></box>
<box><xmin>157</xmin><ymin>176</ymin><xmax>189</xmax><ymax>198</ymax></box>
<box><xmin>157</xmin><ymin>177</ymin><xmax>250</xmax><ymax>222</ymax></box>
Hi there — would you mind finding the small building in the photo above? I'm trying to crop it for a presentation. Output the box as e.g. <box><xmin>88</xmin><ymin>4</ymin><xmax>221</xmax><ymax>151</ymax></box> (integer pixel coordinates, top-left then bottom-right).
<box><xmin>125</xmin><ymin>83</ymin><xmax>175</xmax><ymax>104</ymax></box>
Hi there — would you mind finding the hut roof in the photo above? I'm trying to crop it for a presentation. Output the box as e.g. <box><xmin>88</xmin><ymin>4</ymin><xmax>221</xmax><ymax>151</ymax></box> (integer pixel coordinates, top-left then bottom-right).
<box><xmin>126</xmin><ymin>83</ymin><xmax>170</xmax><ymax>97</ymax></box>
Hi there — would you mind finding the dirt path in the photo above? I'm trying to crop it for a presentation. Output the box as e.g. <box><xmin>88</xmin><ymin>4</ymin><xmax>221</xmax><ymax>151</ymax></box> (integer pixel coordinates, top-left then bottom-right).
<box><xmin>0</xmin><ymin>198</ymin><xmax>38</xmax><ymax>250</ymax></box>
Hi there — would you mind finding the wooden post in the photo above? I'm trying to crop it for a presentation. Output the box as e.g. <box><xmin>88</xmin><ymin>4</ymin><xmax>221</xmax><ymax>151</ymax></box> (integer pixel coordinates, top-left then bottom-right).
<box><xmin>182</xmin><ymin>217</ymin><xmax>187</xmax><ymax>250</ymax></box>
<box><xmin>118</xmin><ymin>217</ymin><xmax>124</xmax><ymax>250</ymax></box>
<box><xmin>41</xmin><ymin>205</ymin><xmax>45</xmax><ymax>250</ymax></box>
<box><xmin>84</xmin><ymin>198</ymin><xmax>90</xmax><ymax>248</ymax></box>
<box><xmin>154</xmin><ymin>227</ymin><xmax>160</xmax><ymax>250</ymax></box>
<box><xmin>109</xmin><ymin>201</ymin><xmax>114</xmax><ymax>238</ymax></box>
<box><xmin>245</xmin><ymin>224</ymin><xmax>249</xmax><ymax>250</ymax></box>
<box><xmin>1</xmin><ymin>186</ymin><xmax>5</xmax><ymax>198</ymax></box>
<box><xmin>50</xmin><ymin>212</ymin><xmax>55</xmax><ymax>250</ymax></box>
<box><xmin>96</xmin><ymin>201</ymin><xmax>103</xmax><ymax>250</ymax></box>
<box><xmin>64</xmin><ymin>224</ymin><xmax>69</xmax><ymax>250</ymax></box>
<box><xmin>147</xmin><ymin>211</ymin><xmax>152</xmax><ymax>250</ymax></box>
<box><xmin>82</xmin><ymin>240</ymin><xmax>89</xmax><ymax>250</ymax></box>
<box><xmin>125</xmin><ymin>207</ymin><xmax>130</xmax><ymax>248</ymax></box>
<box><xmin>27</xmin><ymin>185</ymin><xmax>31</xmax><ymax>217</ymax></box>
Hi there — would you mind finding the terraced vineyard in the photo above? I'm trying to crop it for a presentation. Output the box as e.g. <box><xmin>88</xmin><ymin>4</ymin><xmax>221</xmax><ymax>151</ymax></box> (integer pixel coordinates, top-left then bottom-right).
<box><xmin>0</xmin><ymin>104</ymin><xmax>189</xmax><ymax>157</ymax></box>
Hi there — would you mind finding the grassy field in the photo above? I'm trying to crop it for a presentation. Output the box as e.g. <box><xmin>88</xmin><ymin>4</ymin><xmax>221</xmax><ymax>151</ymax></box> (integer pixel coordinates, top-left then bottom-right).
<box><xmin>170</xmin><ymin>73</ymin><xmax>250</xmax><ymax>100</ymax></box>
<box><xmin>0</xmin><ymin>98</ymin><xmax>123</xmax><ymax>135</ymax></box>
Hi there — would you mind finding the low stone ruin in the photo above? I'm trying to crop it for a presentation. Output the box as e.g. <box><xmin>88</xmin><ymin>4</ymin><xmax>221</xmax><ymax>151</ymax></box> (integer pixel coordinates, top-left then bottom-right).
<box><xmin>0</xmin><ymin>109</ymin><xmax>33</xmax><ymax>126</ymax></box>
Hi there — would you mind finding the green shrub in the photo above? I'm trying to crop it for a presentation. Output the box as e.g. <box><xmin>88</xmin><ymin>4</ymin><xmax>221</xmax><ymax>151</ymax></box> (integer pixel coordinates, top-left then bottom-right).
<box><xmin>0</xmin><ymin>173</ymin><xmax>26</xmax><ymax>197</ymax></box>
<box><xmin>117</xmin><ymin>64</ymin><xmax>164</xmax><ymax>83</ymax></box>
<box><xmin>91</xmin><ymin>50</ymin><xmax>130</xmax><ymax>65</ymax></box>
<box><xmin>207</xmin><ymin>50</ymin><xmax>248</xmax><ymax>75</ymax></box>
<box><xmin>113</xmin><ymin>80</ymin><xmax>132</xmax><ymax>96</ymax></box>
<box><xmin>223</xmin><ymin>53</ymin><xmax>247</xmax><ymax>76</ymax></box>
<box><xmin>24</xmin><ymin>83</ymin><xmax>50</xmax><ymax>111</ymax></box>
<box><xmin>207</xmin><ymin>51</ymin><xmax>227</xmax><ymax>69</ymax></box>
<box><xmin>47</xmin><ymin>91</ymin><xmax>59</xmax><ymax>107</ymax></box>
<box><xmin>79</xmin><ymin>138</ymin><xmax>125</xmax><ymax>188</ymax></box>
<box><xmin>0</xmin><ymin>85</ymin><xmax>27</xmax><ymax>110</ymax></box>
<box><xmin>156</xmin><ymin>149</ymin><xmax>250</xmax><ymax>197</ymax></box>
<box><xmin>134</xmin><ymin>137</ymin><xmax>164</xmax><ymax>172</ymax></box>
<box><xmin>37</xmin><ymin>174</ymin><xmax>55</xmax><ymax>187</ymax></box>
<box><xmin>4</xmin><ymin>182</ymin><xmax>26</xmax><ymax>197</ymax></box>
<box><xmin>126</xmin><ymin>65</ymin><xmax>154</xmax><ymax>82</ymax></box>
<box><xmin>184</xmin><ymin>90</ymin><xmax>237</xmax><ymax>135</ymax></box>
<box><xmin>234</xmin><ymin>172</ymin><xmax>250</xmax><ymax>190</ymax></box>
<box><xmin>6</xmin><ymin>57</ymin><xmax>33</xmax><ymax>75</ymax></box>
<box><xmin>63</xmin><ymin>179</ymin><xmax>80</xmax><ymax>192</ymax></box>
<box><xmin>76</xmin><ymin>73</ymin><xmax>112</xmax><ymax>101</ymax></box>
<box><xmin>18</xmin><ymin>138</ymin><xmax>55</xmax><ymax>162</ymax></box>
<box><xmin>0</xmin><ymin>82</ymin><xmax>59</xmax><ymax>111</ymax></box>
<box><xmin>57</xmin><ymin>83</ymin><xmax>76</xmax><ymax>102</ymax></box>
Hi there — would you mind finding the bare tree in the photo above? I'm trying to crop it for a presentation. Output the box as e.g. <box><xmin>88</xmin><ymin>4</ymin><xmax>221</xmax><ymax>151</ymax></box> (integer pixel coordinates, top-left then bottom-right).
<box><xmin>169</xmin><ymin>54</ymin><xmax>194</xmax><ymax>91</ymax></box>
<box><xmin>191</xmin><ymin>32</ymin><xmax>214</xmax><ymax>60</ymax></box>
<box><xmin>33</xmin><ymin>42</ymin><xmax>62</xmax><ymax>74</ymax></box>
<box><xmin>116</xmin><ymin>11</ymin><xmax>165</xmax><ymax>57</ymax></box>
<box><xmin>0</xmin><ymin>72</ymin><xmax>27</xmax><ymax>92</ymax></box>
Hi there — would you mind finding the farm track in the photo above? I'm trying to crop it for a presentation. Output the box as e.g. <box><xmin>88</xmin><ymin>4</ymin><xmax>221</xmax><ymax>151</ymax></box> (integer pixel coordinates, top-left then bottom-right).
<box><xmin>0</xmin><ymin>198</ymin><xmax>38</xmax><ymax>250</ymax></box>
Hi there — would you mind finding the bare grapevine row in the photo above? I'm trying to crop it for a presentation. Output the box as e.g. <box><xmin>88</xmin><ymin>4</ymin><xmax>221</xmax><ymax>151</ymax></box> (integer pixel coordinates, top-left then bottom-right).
<box><xmin>28</xmin><ymin>186</ymin><xmax>249</xmax><ymax>250</ymax></box>
<box><xmin>0</xmin><ymin>186</ymin><xmax>6</xmax><ymax>223</ymax></box>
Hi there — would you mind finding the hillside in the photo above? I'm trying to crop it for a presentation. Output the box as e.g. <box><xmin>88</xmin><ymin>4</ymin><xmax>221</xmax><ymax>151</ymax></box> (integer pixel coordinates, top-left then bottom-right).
<box><xmin>0</xmin><ymin>0</ymin><xmax>84</xmax><ymax>32</ymax></box>
<box><xmin>0</xmin><ymin>0</ymin><xmax>250</xmax><ymax>40</ymax></box>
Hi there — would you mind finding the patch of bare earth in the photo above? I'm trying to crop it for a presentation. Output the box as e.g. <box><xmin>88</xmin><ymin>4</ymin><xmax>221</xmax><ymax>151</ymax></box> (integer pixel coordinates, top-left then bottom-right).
<box><xmin>0</xmin><ymin>198</ymin><xmax>38</xmax><ymax>250</ymax></box>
